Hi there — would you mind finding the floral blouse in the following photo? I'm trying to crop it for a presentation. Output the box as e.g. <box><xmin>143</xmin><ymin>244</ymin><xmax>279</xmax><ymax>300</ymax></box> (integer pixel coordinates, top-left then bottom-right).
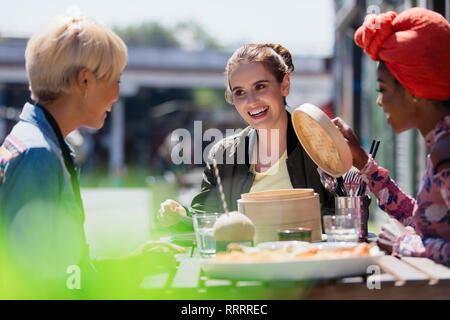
<box><xmin>360</xmin><ymin>116</ymin><xmax>450</xmax><ymax>266</ymax></box>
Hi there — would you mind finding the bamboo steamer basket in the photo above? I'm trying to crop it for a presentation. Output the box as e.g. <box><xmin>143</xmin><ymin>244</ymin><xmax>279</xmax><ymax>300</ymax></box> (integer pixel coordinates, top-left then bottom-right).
<box><xmin>237</xmin><ymin>191</ymin><xmax>322</xmax><ymax>244</ymax></box>
<box><xmin>241</xmin><ymin>188</ymin><xmax>314</xmax><ymax>201</ymax></box>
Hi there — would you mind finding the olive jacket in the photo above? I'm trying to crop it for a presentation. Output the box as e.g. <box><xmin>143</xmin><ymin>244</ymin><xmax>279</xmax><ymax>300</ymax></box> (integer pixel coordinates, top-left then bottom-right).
<box><xmin>188</xmin><ymin>110</ymin><xmax>335</xmax><ymax>217</ymax></box>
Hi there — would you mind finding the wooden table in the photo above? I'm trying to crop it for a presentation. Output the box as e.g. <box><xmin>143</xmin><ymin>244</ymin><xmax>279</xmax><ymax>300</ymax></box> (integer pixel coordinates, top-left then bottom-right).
<box><xmin>138</xmin><ymin>245</ymin><xmax>450</xmax><ymax>300</ymax></box>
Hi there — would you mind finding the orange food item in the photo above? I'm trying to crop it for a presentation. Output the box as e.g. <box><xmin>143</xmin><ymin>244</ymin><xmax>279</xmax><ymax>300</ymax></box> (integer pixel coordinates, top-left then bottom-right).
<box><xmin>214</xmin><ymin>243</ymin><xmax>371</xmax><ymax>263</ymax></box>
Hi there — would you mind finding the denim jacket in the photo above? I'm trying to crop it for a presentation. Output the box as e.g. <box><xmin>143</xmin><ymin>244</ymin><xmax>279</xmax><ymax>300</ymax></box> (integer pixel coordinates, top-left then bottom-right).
<box><xmin>0</xmin><ymin>103</ymin><xmax>91</xmax><ymax>289</ymax></box>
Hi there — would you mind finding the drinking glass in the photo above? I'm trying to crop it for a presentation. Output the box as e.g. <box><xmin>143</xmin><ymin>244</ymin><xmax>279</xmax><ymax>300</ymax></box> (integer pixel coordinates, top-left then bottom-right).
<box><xmin>323</xmin><ymin>214</ymin><xmax>360</xmax><ymax>242</ymax></box>
<box><xmin>335</xmin><ymin>196</ymin><xmax>371</xmax><ymax>241</ymax></box>
<box><xmin>193</xmin><ymin>213</ymin><xmax>222</xmax><ymax>257</ymax></box>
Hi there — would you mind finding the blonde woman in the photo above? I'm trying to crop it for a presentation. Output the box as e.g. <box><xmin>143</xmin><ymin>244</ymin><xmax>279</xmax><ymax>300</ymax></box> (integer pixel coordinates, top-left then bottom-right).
<box><xmin>0</xmin><ymin>13</ymin><xmax>180</xmax><ymax>298</ymax></box>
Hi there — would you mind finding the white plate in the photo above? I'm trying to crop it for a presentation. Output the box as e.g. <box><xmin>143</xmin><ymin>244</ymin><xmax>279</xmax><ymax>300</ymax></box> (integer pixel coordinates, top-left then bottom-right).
<box><xmin>201</xmin><ymin>243</ymin><xmax>384</xmax><ymax>281</ymax></box>
<box><xmin>257</xmin><ymin>241</ymin><xmax>311</xmax><ymax>250</ymax></box>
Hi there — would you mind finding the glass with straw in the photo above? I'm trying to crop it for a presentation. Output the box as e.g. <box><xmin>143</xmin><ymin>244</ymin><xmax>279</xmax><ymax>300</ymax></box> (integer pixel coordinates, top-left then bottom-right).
<box><xmin>193</xmin><ymin>158</ymin><xmax>228</xmax><ymax>257</ymax></box>
<box><xmin>210</xmin><ymin>159</ymin><xmax>255</xmax><ymax>253</ymax></box>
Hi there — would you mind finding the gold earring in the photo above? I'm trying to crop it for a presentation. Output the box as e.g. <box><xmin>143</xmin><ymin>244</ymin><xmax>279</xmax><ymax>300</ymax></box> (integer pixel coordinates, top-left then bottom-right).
<box><xmin>84</xmin><ymin>89</ymin><xmax>88</xmax><ymax>99</ymax></box>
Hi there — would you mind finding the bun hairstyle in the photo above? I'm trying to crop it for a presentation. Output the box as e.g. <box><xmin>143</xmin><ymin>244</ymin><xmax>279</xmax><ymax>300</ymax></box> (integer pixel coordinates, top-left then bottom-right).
<box><xmin>225</xmin><ymin>43</ymin><xmax>294</xmax><ymax>104</ymax></box>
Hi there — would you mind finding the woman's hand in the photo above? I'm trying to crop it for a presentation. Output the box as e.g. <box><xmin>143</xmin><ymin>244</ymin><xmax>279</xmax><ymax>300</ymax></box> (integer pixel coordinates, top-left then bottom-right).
<box><xmin>377</xmin><ymin>218</ymin><xmax>415</xmax><ymax>254</ymax></box>
<box><xmin>157</xmin><ymin>199</ymin><xmax>187</xmax><ymax>227</ymax></box>
<box><xmin>132</xmin><ymin>240</ymin><xmax>187</xmax><ymax>255</ymax></box>
<box><xmin>94</xmin><ymin>241</ymin><xmax>186</xmax><ymax>280</ymax></box>
<box><xmin>332</xmin><ymin>117</ymin><xmax>369</xmax><ymax>170</ymax></box>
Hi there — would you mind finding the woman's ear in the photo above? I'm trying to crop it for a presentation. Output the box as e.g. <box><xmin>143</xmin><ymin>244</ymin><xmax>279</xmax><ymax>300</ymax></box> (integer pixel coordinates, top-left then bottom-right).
<box><xmin>75</xmin><ymin>68</ymin><xmax>95</xmax><ymax>91</ymax></box>
<box><xmin>281</xmin><ymin>74</ymin><xmax>290</xmax><ymax>97</ymax></box>
<box><xmin>75</xmin><ymin>68</ymin><xmax>95</xmax><ymax>98</ymax></box>
<box><xmin>404</xmin><ymin>89</ymin><xmax>426</xmax><ymax>116</ymax></box>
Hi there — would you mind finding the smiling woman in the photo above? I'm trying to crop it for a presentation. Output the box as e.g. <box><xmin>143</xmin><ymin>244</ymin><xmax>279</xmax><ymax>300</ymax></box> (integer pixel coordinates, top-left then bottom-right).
<box><xmin>333</xmin><ymin>7</ymin><xmax>450</xmax><ymax>266</ymax></box>
<box><xmin>158</xmin><ymin>43</ymin><xmax>335</xmax><ymax>230</ymax></box>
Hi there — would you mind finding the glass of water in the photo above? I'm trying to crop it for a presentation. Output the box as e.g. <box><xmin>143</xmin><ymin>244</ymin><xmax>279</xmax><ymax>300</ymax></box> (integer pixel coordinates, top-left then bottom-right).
<box><xmin>323</xmin><ymin>214</ymin><xmax>360</xmax><ymax>242</ymax></box>
<box><xmin>193</xmin><ymin>213</ymin><xmax>222</xmax><ymax>257</ymax></box>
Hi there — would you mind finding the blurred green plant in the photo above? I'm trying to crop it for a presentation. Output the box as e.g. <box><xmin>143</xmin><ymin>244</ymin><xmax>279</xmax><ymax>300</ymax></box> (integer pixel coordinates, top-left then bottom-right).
<box><xmin>79</xmin><ymin>165</ymin><xmax>155</xmax><ymax>188</ymax></box>
<box><xmin>192</xmin><ymin>88</ymin><xmax>228</xmax><ymax>110</ymax></box>
<box><xmin>112</xmin><ymin>20</ymin><xmax>222</xmax><ymax>51</ymax></box>
<box><xmin>112</xmin><ymin>22</ymin><xmax>179</xmax><ymax>48</ymax></box>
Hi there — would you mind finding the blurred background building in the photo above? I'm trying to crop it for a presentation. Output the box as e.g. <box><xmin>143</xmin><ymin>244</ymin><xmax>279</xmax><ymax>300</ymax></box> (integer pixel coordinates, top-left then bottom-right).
<box><xmin>0</xmin><ymin>34</ymin><xmax>333</xmax><ymax>187</ymax></box>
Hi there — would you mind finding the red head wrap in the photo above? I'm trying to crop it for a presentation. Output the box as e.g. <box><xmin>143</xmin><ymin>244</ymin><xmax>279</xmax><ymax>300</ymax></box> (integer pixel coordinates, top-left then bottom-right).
<box><xmin>354</xmin><ymin>7</ymin><xmax>450</xmax><ymax>100</ymax></box>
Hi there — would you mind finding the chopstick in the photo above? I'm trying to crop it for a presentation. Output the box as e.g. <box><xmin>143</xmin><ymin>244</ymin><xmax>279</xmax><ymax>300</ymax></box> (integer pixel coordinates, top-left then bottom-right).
<box><xmin>336</xmin><ymin>176</ymin><xmax>347</xmax><ymax>196</ymax></box>
<box><xmin>356</xmin><ymin>139</ymin><xmax>381</xmax><ymax>196</ymax></box>
<box><xmin>369</xmin><ymin>140</ymin><xmax>376</xmax><ymax>156</ymax></box>
<box><xmin>372</xmin><ymin>140</ymin><xmax>380</xmax><ymax>159</ymax></box>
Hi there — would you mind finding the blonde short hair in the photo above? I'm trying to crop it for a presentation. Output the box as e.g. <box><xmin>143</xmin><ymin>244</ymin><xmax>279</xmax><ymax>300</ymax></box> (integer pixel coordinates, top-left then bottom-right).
<box><xmin>25</xmin><ymin>13</ymin><xmax>128</xmax><ymax>104</ymax></box>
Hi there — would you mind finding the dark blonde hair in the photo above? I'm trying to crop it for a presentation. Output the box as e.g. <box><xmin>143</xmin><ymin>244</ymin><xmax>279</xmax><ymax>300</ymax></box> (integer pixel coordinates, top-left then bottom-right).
<box><xmin>225</xmin><ymin>43</ymin><xmax>294</xmax><ymax>104</ymax></box>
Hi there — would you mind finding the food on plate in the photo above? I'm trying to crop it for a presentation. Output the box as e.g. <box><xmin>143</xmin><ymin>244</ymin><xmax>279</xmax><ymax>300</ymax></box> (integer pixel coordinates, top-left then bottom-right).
<box><xmin>213</xmin><ymin>243</ymin><xmax>372</xmax><ymax>262</ymax></box>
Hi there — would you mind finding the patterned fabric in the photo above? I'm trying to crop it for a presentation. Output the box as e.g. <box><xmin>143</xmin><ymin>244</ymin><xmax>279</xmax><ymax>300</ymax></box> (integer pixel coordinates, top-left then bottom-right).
<box><xmin>0</xmin><ymin>135</ymin><xmax>28</xmax><ymax>186</ymax></box>
<box><xmin>360</xmin><ymin>116</ymin><xmax>450</xmax><ymax>266</ymax></box>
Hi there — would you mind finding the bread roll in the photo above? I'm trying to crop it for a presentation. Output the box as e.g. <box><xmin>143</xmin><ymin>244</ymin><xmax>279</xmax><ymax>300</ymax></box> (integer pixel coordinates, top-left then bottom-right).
<box><xmin>213</xmin><ymin>211</ymin><xmax>255</xmax><ymax>241</ymax></box>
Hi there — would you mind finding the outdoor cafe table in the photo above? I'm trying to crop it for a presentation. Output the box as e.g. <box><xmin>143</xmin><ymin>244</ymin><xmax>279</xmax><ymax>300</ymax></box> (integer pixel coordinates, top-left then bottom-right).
<box><xmin>138</xmin><ymin>243</ymin><xmax>450</xmax><ymax>300</ymax></box>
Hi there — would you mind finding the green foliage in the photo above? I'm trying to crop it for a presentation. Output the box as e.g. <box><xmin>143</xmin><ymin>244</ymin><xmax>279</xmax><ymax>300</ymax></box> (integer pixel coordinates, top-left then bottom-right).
<box><xmin>113</xmin><ymin>22</ymin><xmax>179</xmax><ymax>48</ymax></box>
<box><xmin>79</xmin><ymin>165</ymin><xmax>155</xmax><ymax>188</ymax></box>
<box><xmin>192</xmin><ymin>88</ymin><xmax>227</xmax><ymax>110</ymax></box>
<box><xmin>173</xmin><ymin>20</ymin><xmax>222</xmax><ymax>51</ymax></box>
<box><xmin>113</xmin><ymin>20</ymin><xmax>222</xmax><ymax>51</ymax></box>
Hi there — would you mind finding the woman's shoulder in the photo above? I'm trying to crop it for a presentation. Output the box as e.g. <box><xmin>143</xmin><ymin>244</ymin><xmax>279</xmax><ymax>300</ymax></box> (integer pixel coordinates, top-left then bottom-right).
<box><xmin>207</xmin><ymin>125</ymin><xmax>253</xmax><ymax>161</ymax></box>
<box><xmin>431</xmin><ymin>132</ymin><xmax>450</xmax><ymax>174</ymax></box>
<box><xmin>1</xmin><ymin>126</ymin><xmax>62</xmax><ymax>177</ymax></box>
<box><xmin>9</xmin><ymin>120</ymin><xmax>57</xmax><ymax>150</ymax></box>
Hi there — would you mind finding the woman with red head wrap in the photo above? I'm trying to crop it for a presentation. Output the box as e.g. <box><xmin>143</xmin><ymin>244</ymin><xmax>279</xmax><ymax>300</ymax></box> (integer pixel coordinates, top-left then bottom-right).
<box><xmin>334</xmin><ymin>7</ymin><xmax>450</xmax><ymax>266</ymax></box>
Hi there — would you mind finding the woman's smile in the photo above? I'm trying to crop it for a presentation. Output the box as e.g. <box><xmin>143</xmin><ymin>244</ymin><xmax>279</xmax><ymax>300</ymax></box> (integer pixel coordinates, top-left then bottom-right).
<box><xmin>248</xmin><ymin>105</ymin><xmax>269</xmax><ymax>119</ymax></box>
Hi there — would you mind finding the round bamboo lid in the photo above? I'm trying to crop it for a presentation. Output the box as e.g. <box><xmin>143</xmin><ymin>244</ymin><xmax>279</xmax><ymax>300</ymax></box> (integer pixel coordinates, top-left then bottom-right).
<box><xmin>291</xmin><ymin>103</ymin><xmax>352</xmax><ymax>177</ymax></box>
<box><xmin>241</xmin><ymin>188</ymin><xmax>314</xmax><ymax>201</ymax></box>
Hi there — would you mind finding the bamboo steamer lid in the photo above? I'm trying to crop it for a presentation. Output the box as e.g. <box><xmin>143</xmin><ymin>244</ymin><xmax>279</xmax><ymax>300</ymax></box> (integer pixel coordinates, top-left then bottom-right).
<box><xmin>291</xmin><ymin>103</ymin><xmax>352</xmax><ymax>178</ymax></box>
<box><xmin>241</xmin><ymin>188</ymin><xmax>314</xmax><ymax>201</ymax></box>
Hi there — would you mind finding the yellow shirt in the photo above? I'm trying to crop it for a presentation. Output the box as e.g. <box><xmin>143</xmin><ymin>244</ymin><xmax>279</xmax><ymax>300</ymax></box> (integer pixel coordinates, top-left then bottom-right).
<box><xmin>249</xmin><ymin>148</ymin><xmax>293</xmax><ymax>193</ymax></box>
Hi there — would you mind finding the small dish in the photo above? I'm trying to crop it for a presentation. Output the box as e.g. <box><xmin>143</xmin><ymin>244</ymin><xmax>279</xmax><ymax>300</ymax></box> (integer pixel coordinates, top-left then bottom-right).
<box><xmin>278</xmin><ymin>227</ymin><xmax>312</xmax><ymax>242</ymax></box>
